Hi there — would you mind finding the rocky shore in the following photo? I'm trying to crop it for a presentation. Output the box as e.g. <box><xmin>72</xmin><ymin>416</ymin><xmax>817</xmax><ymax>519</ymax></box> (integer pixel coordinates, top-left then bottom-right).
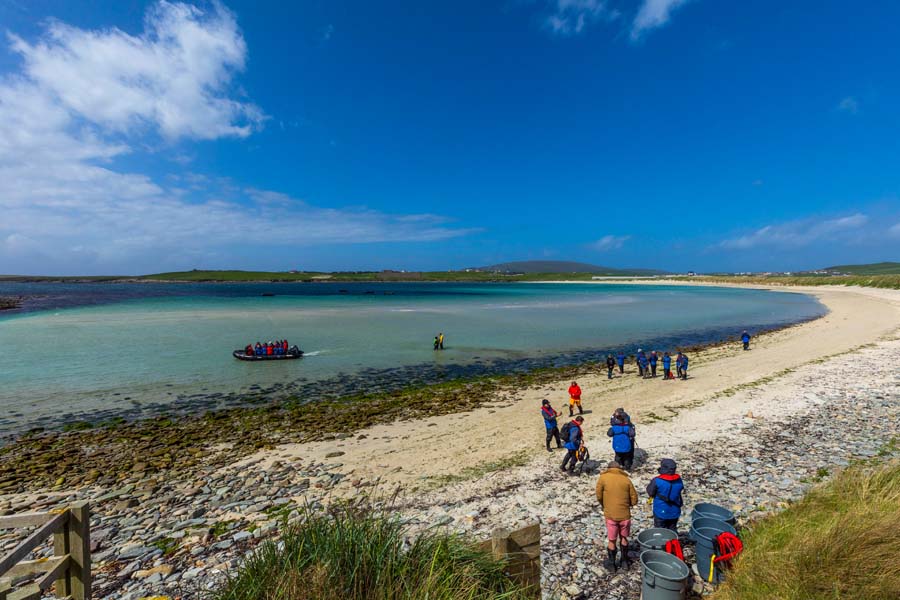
<box><xmin>0</xmin><ymin>333</ymin><xmax>896</xmax><ymax>599</ymax></box>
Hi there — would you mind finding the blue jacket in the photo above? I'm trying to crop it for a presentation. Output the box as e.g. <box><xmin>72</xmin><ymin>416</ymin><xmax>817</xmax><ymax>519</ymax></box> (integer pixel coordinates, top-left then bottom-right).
<box><xmin>662</xmin><ymin>356</ymin><xmax>671</xmax><ymax>368</ymax></box>
<box><xmin>541</xmin><ymin>405</ymin><xmax>558</xmax><ymax>430</ymax></box>
<box><xmin>616</xmin><ymin>353</ymin><xmax>625</xmax><ymax>365</ymax></box>
<box><xmin>681</xmin><ymin>356</ymin><xmax>689</xmax><ymax>369</ymax></box>
<box><xmin>741</xmin><ymin>333</ymin><xmax>750</xmax><ymax>343</ymax></box>
<box><xmin>564</xmin><ymin>422</ymin><xmax>583</xmax><ymax>450</ymax></box>
<box><xmin>647</xmin><ymin>475</ymin><xmax>684</xmax><ymax>520</ymax></box>
<box><xmin>607</xmin><ymin>423</ymin><xmax>634</xmax><ymax>453</ymax></box>
<box><xmin>649</xmin><ymin>353</ymin><xmax>658</xmax><ymax>365</ymax></box>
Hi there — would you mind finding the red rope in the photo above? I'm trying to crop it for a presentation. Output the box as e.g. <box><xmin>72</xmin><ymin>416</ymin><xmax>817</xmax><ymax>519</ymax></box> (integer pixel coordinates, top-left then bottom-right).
<box><xmin>713</xmin><ymin>532</ymin><xmax>743</xmax><ymax>564</ymax></box>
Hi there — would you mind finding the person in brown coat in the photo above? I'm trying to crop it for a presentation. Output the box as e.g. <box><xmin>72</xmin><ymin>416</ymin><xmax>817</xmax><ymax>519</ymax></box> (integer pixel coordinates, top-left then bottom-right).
<box><xmin>595</xmin><ymin>460</ymin><xmax>639</xmax><ymax>571</ymax></box>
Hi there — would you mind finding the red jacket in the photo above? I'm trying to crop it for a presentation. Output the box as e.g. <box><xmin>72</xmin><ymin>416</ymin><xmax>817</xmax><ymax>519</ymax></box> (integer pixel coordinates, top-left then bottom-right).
<box><xmin>266</xmin><ymin>345</ymin><xmax>273</xmax><ymax>355</ymax></box>
<box><xmin>568</xmin><ymin>385</ymin><xmax>582</xmax><ymax>400</ymax></box>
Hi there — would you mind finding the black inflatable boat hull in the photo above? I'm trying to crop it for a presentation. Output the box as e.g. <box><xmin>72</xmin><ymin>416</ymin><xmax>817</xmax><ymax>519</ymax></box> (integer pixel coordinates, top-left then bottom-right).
<box><xmin>233</xmin><ymin>350</ymin><xmax>303</xmax><ymax>361</ymax></box>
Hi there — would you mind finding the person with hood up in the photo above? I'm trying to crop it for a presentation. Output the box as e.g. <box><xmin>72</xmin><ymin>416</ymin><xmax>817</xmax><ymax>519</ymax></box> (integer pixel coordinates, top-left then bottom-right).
<box><xmin>567</xmin><ymin>381</ymin><xmax>583</xmax><ymax>417</ymax></box>
<box><xmin>560</xmin><ymin>416</ymin><xmax>584</xmax><ymax>475</ymax></box>
<box><xmin>646</xmin><ymin>458</ymin><xmax>685</xmax><ymax>531</ymax></box>
<box><xmin>540</xmin><ymin>399</ymin><xmax>563</xmax><ymax>452</ymax></box>
<box><xmin>616</xmin><ymin>351</ymin><xmax>626</xmax><ymax>374</ymax></box>
<box><xmin>606</xmin><ymin>355</ymin><xmax>616</xmax><ymax>379</ymax></box>
<box><xmin>595</xmin><ymin>460</ymin><xmax>638</xmax><ymax>571</ymax></box>
<box><xmin>607</xmin><ymin>414</ymin><xmax>636</xmax><ymax>470</ymax></box>
<box><xmin>741</xmin><ymin>330</ymin><xmax>751</xmax><ymax>351</ymax></box>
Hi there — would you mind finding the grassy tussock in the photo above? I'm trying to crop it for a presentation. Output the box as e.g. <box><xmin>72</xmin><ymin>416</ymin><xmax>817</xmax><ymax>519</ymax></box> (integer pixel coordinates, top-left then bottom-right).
<box><xmin>714</xmin><ymin>460</ymin><xmax>900</xmax><ymax>600</ymax></box>
<box><xmin>211</xmin><ymin>501</ymin><xmax>533</xmax><ymax>600</ymax></box>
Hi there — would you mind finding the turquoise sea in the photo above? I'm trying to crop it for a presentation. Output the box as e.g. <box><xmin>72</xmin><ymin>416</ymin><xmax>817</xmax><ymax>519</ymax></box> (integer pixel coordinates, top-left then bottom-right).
<box><xmin>0</xmin><ymin>282</ymin><xmax>825</xmax><ymax>438</ymax></box>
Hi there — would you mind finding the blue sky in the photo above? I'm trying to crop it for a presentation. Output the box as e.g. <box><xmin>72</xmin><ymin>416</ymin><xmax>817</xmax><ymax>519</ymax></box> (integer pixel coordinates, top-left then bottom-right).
<box><xmin>0</xmin><ymin>0</ymin><xmax>898</xmax><ymax>275</ymax></box>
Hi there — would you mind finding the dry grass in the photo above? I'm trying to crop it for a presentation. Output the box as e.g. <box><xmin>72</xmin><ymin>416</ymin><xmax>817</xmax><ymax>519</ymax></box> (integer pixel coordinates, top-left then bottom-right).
<box><xmin>714</xmin><ymin>460</ymin><xmax>900</xmax><ymax>600</ymax></box>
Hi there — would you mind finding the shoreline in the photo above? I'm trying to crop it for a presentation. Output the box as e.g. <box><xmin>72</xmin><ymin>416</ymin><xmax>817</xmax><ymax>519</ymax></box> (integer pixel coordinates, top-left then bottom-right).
<box><xmin>2</xmin><ymin>282</ymin><xmax>899</xmax><ymax>599</ymax></box>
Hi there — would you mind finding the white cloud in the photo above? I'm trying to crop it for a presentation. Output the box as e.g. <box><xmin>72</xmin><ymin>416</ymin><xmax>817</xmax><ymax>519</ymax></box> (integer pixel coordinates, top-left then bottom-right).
<box><xmin>590</xmin><ymin>234</ymin><xmax>630</xmax><ymax>251</ymax></box>
<box><xmin>889</xmin><ymin>222</ymin><xmax>900</xmax><ymax>238</ymax></box>
<box><xmin>837</xmin><ymin>96</ymin><xmax>859</xmax><ymax>115</ymax></box>
<box><xmin>8</xmin><ymin>0</ymin><xmax>263</xmax><ymax>140</ymax></box>
<box><xmin>631</xmin><ymin>0</ymin><xmax>689</xmax><ymax>40</ymax></box>
<box><xmin>719</xmin><ymin>214</ymin><xmax>869</xmax><ymax>250</ymax></box>
<box><xmin>0</xmin><ymin>2</ymin><xmax>474</xmax><ymax>274</ymax></box>
<box><xmin>544</xmin><ymin>0</ymin><xmax>616</xmax><ymax>36</ymax></box>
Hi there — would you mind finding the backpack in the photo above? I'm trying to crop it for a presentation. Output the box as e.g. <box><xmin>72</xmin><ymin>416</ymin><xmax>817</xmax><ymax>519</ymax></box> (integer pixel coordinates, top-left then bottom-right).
<box><xmin>560</xmin><ymin>421</ymin><xmax>574</xmax><ymax>442</ymax></box>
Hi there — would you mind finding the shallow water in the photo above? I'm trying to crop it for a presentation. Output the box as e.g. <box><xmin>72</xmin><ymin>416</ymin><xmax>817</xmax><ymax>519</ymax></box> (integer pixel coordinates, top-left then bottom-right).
<box><xmin>0</xmin><ymin>282</ymin><xmax>825</xmax><ymax>437</ymax></box>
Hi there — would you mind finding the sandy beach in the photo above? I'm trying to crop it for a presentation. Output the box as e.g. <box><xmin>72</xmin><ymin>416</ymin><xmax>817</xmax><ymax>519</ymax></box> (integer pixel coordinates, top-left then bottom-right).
<box><xmin>243</xmin><ymin>284</ymin><xmax>900</xmax><ymax>488</ymax></box>
<box><xmin>3</xmin><ymin>282</ymin><xmax>899</xmax><ymax>599</ymax></box>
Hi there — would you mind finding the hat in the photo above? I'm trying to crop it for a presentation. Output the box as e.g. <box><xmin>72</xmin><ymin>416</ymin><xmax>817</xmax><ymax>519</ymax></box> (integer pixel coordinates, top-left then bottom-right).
<box><xmin>658</xmin><ymin>458</ymin><xmax>677</xmax><ymax>475</ymax></box>
<box><xmin>541</xmin><ymin>399</ymin><xmax>550</xmax><ymax>405</ymax></box>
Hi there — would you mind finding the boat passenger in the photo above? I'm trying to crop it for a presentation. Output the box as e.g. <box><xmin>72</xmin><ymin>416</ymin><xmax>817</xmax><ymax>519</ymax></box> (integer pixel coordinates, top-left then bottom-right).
<box><xmin>267</xmin><ymin>343</ymin><xmax>274</xmax><ymax>356</ymax></box>
<box><xmin>283</xmin><ymin>340</ymin><xmax>289</xmax><ymax>353</ymax></box>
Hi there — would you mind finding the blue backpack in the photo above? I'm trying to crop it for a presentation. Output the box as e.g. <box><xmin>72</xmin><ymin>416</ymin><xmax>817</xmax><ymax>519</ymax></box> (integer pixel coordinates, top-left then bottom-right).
<box><xmin>611</xmin><ymin>424</ymin><xmax>633</xmax><ymax>452</ymax></box>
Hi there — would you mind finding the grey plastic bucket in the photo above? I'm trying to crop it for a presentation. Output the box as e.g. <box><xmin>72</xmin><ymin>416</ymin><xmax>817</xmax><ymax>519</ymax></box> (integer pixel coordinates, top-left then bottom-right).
<box><xmin>690</xmin><ymin>517</ymin><xmax>737</xmax><ymax>584</ymax></box>
<box><xmin>637</xmin><ymin>528</ymin><xmax>678</xmax><ymax>552</ymax></box>
<box><xmin>641</xmin><ymin>549</ymin><xmax>689</xmax><ymax>600</ymax></box>
<box><xmin>691</xmin><ymin>502</ymin><xmax>736</xmax><ymax>526</ymax></box>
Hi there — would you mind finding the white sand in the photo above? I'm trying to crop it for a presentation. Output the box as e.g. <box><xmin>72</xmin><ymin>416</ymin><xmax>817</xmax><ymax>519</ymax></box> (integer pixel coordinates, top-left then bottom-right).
<box><xmin>237</xmin><ymin>284</ymin><xmax>900</xmax><ymax>490</ymax></box>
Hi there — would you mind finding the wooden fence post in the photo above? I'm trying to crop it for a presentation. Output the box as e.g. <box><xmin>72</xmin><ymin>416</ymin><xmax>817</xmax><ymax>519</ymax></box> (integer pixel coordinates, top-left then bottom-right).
<box><xmin>52</xmin><ymin>502</ymin><xmax>90</xmax><ymax>600</ymax></box>
<box><xmin>491</xmin><ymin>527</ymin><xmax>510</xmax><ymax>561</ymax></box>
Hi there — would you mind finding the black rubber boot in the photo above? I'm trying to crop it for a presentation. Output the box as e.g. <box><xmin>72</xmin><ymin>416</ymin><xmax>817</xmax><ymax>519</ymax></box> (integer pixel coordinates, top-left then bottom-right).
<box><xmin>605</xmin><ymin>547</ymin><xmax>617</xmax><ymax>571</ymax></box>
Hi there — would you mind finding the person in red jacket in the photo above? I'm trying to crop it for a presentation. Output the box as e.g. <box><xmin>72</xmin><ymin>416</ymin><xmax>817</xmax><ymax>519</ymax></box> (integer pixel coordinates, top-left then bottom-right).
<box><xmin>567</xmin><ymin>381</ymin><xmax>583</xmax><ymax>417</ymax></box>
<box><xmin>283</xmin><ymin>339</ymin><xmax>288</xmax><ymax>353</ymax></box>
<box><xmin>266</xmin><ymin>343</ymin><xmax>274</xmax><ymax>355</ymax></box>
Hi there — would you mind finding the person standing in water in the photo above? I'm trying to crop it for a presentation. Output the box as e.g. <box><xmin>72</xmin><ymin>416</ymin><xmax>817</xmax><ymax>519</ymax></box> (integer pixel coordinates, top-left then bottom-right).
<box><xmin>433</xmin><ymin>336</ymin><xmax>439</xmax><ymax>351</ymax></box>
<box><xmin>741</xmin><ymin>330</ymin><xmax>751</xmax><ymax>351</ymax></box>
<box><xmin>438</xmin><ymin>332</ymin><xmax>445</xmax><ymax>349</ymax></box>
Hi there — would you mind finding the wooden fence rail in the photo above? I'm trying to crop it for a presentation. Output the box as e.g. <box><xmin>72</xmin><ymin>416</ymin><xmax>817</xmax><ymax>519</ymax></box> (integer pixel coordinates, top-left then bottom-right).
<box><xmin>479</xmin><ymin>522</ymin><xmax>541</xmax><ymax>598</ymax></box>
<box><xmin>0</xmin><ymin>501</ymin><xmax>91</xmax><ymax>600</ymax></box>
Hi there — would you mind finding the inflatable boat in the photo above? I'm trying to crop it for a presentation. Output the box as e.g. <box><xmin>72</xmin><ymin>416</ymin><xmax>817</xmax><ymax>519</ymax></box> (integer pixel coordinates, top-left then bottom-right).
<box><xmin>233</xmin><ymin>347</ymin><xmax>303</xmax><ymax>360</ymax></box>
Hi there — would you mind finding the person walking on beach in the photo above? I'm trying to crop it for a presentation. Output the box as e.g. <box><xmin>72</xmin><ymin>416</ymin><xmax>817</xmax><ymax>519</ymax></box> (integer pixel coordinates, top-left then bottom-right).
<box><xmin>567</xmin><ymin>381</ymin><xmax>583</xmax><ymax>416</ymax></box>
<box><xmin>662</xmin><ymin>352</ymin><xmax>673</xmax><ymax>379</ymax></box>
<box><xmin>649</xmin><ymin>351</ymin><xmax>659</xmax><ymax>377</ymax></box>
<box><xmin>616</xmin><ymin>351</ymin><xmax>626</xmax><ymax>374</ymax></box>
<box><xmin>606</xmin><ymin>355</ymin><xmax>616</xmax><ymax>379</ymax></box>
<box><xmin>541</xmin><ymin>399</ymin><xmax>563</xmax><ymax>451</ymax></box>
<box><xmin>678</xmin><ymin>352</ymin><xmax>689</xmax><ymax>380</ymax></box>
<box><xmin>741</xmin><ymin>330</ymin><xmax>751</xmax><ymax>351</ymax></box>
<box><xmin>636</xmin><ymin>349</ymin><xmax>645</xmax><ymax>377</ymax></box>
<box><xmin>561</xmin><ymin>416</ymin><xmax>584</xmax><ymax>475</ymax></box>
<box><xmin>608</xmin><ymin>414</ymin><xmax>636</xmax><ymax>470</ymax></box>
<box><xmin>647</xmin><ymin>458</ymin><xmax>685</xmax><ymax>532</ymax></box>
<box><xmin>439</xmin><ymin>332</ymin><xmax>445</xmax><ymax>349</ymax></box>
<box><xmin>596</xmin><ymin>460</ymin><xmax>638</xmax><ymax>571</ymax></box>
<box><xmin>638</xmin><ymin>353</ymin><xmax>650</xmax><ymax>379</ymax></box>
<box><xmin>675</xmin><ymin>352</ymin><xmax>685</xmax><ymax>378</ymax></box>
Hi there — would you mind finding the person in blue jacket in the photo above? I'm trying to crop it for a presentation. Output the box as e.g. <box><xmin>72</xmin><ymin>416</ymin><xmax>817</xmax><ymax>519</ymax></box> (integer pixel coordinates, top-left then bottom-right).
<box><xmin>540</xmin><ymin>399</ymin><xmax>562</xmax><ymax>452</ymax></box>
<box><xmin>561</xmin><ymin>416</ymin><xmax>584</xmax><ymax>475</ymax></box>
<box><xmin>638</xmin><ymin>353</ymin><xmax>650</xmax><ymax>379</ymax></box>
<box><xmin>635</xmin><ymin>349</ymin><xmax>646</xmax><ymax>376</ymax></box>
<box><xmin>616</xmin><ymin>351</ymin><xmax>625</xmax><ymax>374</ymax></box>
<box><xmin>607</xmin><ymin>415</ymin><xmax>635</xmax><ymax>470</ymax></box>
<box><xmin>646</xmin><ymin>458</ymin><xmax>685</xmax><ymax>531</ymax></box>
<box><xmin>741</xmin><ymin>330</ymin><xmax>751</xmax><ymax>351</ymax></box>
<box><xmin>662</xmin><ymin>352</ymin><xmax>672</xmax><ymax>379</ymax></box>
<box><xmin>649</xmin><ymin>351</ymin><xmax>659</xmax><ymax>377</ymax></box>
<box><xmin>679</xmin><ymin>353</ymin><xmax>689</xmax><ymax>380</ymax></box>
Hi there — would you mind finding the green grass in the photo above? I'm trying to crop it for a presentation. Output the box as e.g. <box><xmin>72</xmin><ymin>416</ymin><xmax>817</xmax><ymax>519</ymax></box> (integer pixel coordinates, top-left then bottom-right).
<box><xmin>823</xmin><ymin>262</ymin><xmax>900</xmax><ymax>275</ymax></box>
<box><xmin>713</xmin><ymin>460</ymin><xmax>900</xmax><ymax>600</ymax></box>
<box><xmin>675</xmin><ymin>274</ymin><xmax>900</xmax><ymax>290</ymax></box>
<box><xmin>210</xmin><ymin>501</ymin><xmax>534</xmax><ymax>600</ymax></box>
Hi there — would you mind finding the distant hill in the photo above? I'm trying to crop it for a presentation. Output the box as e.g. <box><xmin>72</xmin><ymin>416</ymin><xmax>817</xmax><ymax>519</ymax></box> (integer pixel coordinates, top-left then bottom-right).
<box><xmin>470</xmin><ymin>260</ymin><xmax>666</xmax><ymax>276</ymax></box>
<box><xmin>822</xmin><ymin>262</ymin><xmax>900</xmax><ymax>275</ymax></box>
